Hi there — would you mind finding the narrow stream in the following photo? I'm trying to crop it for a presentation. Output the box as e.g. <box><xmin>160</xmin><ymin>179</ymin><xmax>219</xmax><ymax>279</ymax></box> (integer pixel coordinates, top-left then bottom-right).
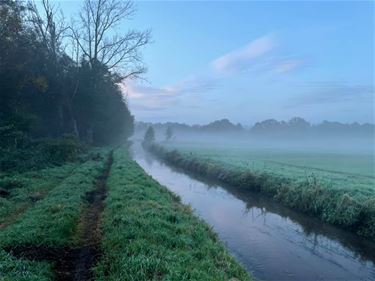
<box><xmin>130</xmin><ymin>144</ymin><xmax>375</xmax><ymax>281</ymax></box>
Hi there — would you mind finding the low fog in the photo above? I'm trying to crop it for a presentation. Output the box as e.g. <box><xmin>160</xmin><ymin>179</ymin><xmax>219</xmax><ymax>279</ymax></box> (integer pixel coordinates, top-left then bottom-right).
<box><xmin>134</xmin><ymin>118</ymin><xmax>375</xmax><ymax>155</ymax></box>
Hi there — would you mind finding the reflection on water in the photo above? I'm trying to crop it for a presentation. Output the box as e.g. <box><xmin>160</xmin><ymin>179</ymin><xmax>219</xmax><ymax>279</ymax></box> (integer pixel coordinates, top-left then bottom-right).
<box><xmin>130</xmin><ymin>144</ymin><xmax>375</xmax><ymax>281</ymax></box>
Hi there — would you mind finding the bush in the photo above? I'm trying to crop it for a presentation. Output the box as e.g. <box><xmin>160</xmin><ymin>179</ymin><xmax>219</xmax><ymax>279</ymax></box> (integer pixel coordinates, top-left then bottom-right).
<box><xmin>0</xmin><ymin>136</ymin><xmax>82</xmax><ymax>173</ymax></box>
<box><xmin>39</xmin><ymin>136</ymin><xmax>82</xmax><ymax>165</ymax></box>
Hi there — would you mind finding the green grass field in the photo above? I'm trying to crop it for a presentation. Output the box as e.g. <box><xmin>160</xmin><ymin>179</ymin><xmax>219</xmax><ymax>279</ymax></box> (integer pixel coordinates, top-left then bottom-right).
<box><xmin>0</xmin><ymin>146</ymin><xmax>251</xmax><ymax>281</ymax></box>
<box><xmin>151</xmin><ymin>142</ymin><xmax>375</xmax><ymax>241</ymax></box>
<box><xmin>95</xmin><ymin>148</ymin><xmax>251</xmax><ymax>281</ymax></box>
<box><xmin>164</xmin><ymin>142</ymin><xmax>375</xmax><ymax>196</ymax></box>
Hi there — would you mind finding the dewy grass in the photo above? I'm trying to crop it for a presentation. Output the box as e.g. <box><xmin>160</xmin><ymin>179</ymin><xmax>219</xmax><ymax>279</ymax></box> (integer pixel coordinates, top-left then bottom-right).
<box><xmin>0</xmin><ymin>150</ymin><xmax>109</xmax><ymax>248</ymax></box>
<box><xmin>148</xmin><ymin>144</ymin><xmax>375</xmax><ymax>242</ymax></box>
<box><xmin>0</xmin><ymin>249</ymin><xmax>53</xmax><ymax>281</ymax></box>
<box><xmin>95</xmin><ymin>147</ymin><xmax>252</xmax><ymax>281</ymax></box>
<box><xmin>0</xmin><ymin>163</ymin><xmax>78</xmax><ymax>227</ymax></box>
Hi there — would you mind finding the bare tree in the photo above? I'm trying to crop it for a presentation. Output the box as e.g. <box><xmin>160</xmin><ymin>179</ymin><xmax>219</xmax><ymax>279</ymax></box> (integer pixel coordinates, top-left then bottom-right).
<box><xmin>71</xmin><ymin>0</ymin><xmax>151</xmax><ymax>78</ymax></box>
<box><xmin>27</xmin><ymin>0</ymin><xmax>84</xmax><ymax>139</ymax></box>
<box><xmin>27</xmin><ymin>0</ymin><xmax>68</xmax><ymax>62</ymax></box>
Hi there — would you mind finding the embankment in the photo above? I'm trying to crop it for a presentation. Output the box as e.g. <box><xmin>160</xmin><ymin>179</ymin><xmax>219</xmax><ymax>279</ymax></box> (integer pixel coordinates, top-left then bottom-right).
<box><xmin>94</xmin><ymin>147</ymin><xmax>252</xmax><ymax>281</ymax></box>
<box><xmin>146</xmin><ymin>143</ymin><xmax>375</xmax><ymax>242</ymax></box>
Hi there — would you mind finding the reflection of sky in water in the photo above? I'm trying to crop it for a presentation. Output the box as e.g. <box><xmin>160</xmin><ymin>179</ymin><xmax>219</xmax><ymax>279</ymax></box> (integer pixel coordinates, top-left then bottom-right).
<box><xmin>131</xmin><ymin>145</ymin><xmax>375</xmax><ymax>281</ymax></box>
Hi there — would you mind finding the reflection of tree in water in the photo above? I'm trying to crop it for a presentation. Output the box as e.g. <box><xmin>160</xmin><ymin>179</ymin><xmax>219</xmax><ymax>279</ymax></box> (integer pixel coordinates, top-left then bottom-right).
<box><xmin>239</xmin><ymin>185</ymin><xmax>375</xmax><ymax>265</ymax></box>
<box><xmin>136</xmin><ymin>143</ymin><xmax>375</xmax><ymax>269</ymax></box>
<box><xmin>146</xmin><ymin>149</ymin><xmax>375</xmax><ymax>265</ymax></box>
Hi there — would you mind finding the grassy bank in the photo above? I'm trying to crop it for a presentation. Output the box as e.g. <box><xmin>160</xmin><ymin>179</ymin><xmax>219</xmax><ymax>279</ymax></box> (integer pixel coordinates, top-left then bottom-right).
<box><xmin>0</xmin><ymin>149</ymin><xmax>109</xmax><ymax>280</ymax></box>
<box><xmin>0</xmin><ymin>151</ymin><xmax>108</xmax><ymax>248</ymax></box>
<box><xmin>94</xmin><ymin>148</ymin><xmax>251</xmax><ymax>281</ymax></box>
<box><xmin>147</xmin><ymin>143</ymin><xmax>375</xmax><ymax>242</ymax></box>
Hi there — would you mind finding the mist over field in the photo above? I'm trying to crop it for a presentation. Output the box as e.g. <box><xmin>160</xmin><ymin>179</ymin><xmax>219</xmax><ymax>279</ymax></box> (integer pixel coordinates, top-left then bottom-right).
<box><xmin>1</xmin><ymin>0</ymin><xmax>374</xmax><ymax>280</ymax></box>
<box><xmin>134</xmin><ymin>118</ymin><xmax>375</xmax><ymax>155</ymax></box>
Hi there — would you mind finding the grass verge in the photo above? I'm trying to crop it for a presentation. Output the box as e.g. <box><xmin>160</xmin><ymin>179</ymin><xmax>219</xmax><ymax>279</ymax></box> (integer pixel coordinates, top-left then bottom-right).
<box><xmin>0</xmin><ymin>149</ymin><xmax>109</xmax><ymax>248</ymax></box>
<box><xmin>147</xmin><ymin>144</ymin><xmax>375</xmax><ymax>242</ymax></box>
<box><xmin>94</xmin><ymin>147</ymin><xmax>252</xmax><ymax>281</ymax></box>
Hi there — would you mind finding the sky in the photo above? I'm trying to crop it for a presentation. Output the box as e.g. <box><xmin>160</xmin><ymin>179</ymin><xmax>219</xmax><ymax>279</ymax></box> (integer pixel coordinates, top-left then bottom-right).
<box><xmin>57</xmin><ymin>0</ymin><xmax>374</xmax><ymax>125</ymax></box>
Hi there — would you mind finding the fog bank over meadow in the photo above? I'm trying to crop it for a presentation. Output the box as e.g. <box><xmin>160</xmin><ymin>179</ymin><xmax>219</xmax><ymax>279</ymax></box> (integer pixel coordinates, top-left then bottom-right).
<box><xmin>134</xmin><ymin>117</ymin><xmax>375</xmax><ymax>155</ymax></box>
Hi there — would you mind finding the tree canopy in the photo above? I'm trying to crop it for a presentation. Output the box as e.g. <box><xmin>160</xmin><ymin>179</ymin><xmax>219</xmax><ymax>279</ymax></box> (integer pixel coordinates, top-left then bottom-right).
<box><xmin>0</xmin><ymin>0</ymin><xmax>149</xmax><ymax>148</ymax></box>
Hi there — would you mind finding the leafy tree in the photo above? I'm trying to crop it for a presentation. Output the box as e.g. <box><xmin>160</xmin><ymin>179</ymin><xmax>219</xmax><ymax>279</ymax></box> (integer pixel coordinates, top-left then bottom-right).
<box><xmin>144</xmin><ymin>127</ymin><xmax>155</xmax><ymax>143</ymax></box>
<box><xmin>165</xmin><ymin>126</ymin><xmax>173</xmax><ymax>141</ymax></box>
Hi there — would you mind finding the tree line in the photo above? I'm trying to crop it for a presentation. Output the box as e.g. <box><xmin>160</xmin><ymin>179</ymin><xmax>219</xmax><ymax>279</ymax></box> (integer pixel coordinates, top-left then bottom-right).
<box><xmin>136</xmin><ymin>117</ymin><xmax>375</xmax><ymax>138</ymax></box>
<box><xmin>0</xmin><ymin>0</ymin><xmax>150</xmax><ymax>149</ymax></box>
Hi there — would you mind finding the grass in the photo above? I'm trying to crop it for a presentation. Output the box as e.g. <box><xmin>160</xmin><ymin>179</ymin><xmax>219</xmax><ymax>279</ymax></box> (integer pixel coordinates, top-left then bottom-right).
<box><xmin>94</xmin><ymin>147</ymin><xmax>252</xmax><ymax>281</ymax></box>
<box><xmin>0</xmin><ymin>163</ymin><xmax>78</xmax><ymax>228</ymax></box>
<box><xmin>0</xmin><ymin>249</ymin><xmax>53</xmax><ymax>281</ymax></box>
<box><xmin>148</xmin><ymin>143</ymin><xmax>375</xmax><ymax>242</ymax></box>
<box><xmin>0</xmin><ymin>150</ymin><xmax>109</xmax><ymax>248</ymax></box>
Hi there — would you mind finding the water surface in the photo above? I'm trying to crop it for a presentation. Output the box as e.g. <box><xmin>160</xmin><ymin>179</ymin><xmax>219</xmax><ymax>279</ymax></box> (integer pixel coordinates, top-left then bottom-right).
<box><xmin>130</xmin><ymin>144</ymin><xmax>375</xmax><ymax>281</ymax></box>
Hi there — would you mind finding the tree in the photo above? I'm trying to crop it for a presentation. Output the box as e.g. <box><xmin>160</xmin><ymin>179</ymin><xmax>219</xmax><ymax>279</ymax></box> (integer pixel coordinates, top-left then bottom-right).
<box><xmin>71</xmin><ymin>0</ymin><xmax>151</xmax><ymax>78</ymax></box>
<box><xmin>165</xmin><ymin>126</ymin><xmax>173</xmax><ymax>141</ymax></box>
<box><xmin>0</xmin><ymin>0</ymin><xmax>140</xmax><ymax>147</ymax></box>
<box><xmin>143</xmin><ymin>126</ymin><xmax>155</xmax><ymax>143</ymax></box>
<box><xmin>27</xmin><ymin>0</ymin><xmax>67</xmax><ymax>63</ymax></box>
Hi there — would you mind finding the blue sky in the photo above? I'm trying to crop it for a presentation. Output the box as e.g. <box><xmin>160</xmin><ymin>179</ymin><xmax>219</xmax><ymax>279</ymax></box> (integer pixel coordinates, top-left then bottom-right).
<box><xmin>58</xmin><ymin>1</ymin><xmax>374</xmax><ymax>125</ymax></box>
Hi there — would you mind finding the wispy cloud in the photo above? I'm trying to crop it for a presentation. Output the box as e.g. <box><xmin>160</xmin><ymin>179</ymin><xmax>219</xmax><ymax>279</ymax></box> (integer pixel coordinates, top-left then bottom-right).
<box><xmin>123</xmin><ymin>33</ymin><xmax>306</xmax><ymax>114</ymax></box>
<box><xmin>121</xmin><ymin>77</ymin><xmax>216</xmax><ymax>111</ymax></box>
<box><xmin>212</xmin><ymin>35</ymin><xmax>276</xmax><ymax>74</ymax></box>
<box><xmin>274</xmin><ymin>59</ymin><xmax>304</xmax><ymax>74</ymax></box>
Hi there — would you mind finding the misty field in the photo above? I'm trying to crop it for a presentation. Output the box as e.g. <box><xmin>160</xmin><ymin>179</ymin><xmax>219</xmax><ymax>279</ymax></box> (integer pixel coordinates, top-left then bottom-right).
<box><xmin>165</xmin><ymin>142</ymin><xmax>375</xmax><ymax>190</ymax></box>
<box><xmin>151</xmin><ymin>142</ymin><xmax>375</xmax><ymax>240</ymax></box>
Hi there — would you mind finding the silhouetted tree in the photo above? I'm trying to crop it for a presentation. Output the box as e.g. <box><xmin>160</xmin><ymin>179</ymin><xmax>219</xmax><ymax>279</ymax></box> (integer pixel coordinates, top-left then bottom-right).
<box><xmin>71</xmin><ymin>0</ymin><xmax>150</xmax><ymax>77</ymax></box>
<box><xmin>165</xmin><ymin>126</ymin><xmax>173</xmax><ymax>141</ymax></box>
<box><xmin>0</xmin><ymin>0</ymin><xmax>146</xmax><ymax>147</ymax></box>
<box><xmin>144</xmin><ymin>126</ymin><xmax>155</xmax><ymax>143</ymax></box>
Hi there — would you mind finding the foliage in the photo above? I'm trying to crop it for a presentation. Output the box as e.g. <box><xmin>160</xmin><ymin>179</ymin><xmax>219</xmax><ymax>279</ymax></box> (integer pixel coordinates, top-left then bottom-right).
<box><xmin>0</xmin><ymin>136</ymin><xmax>83</xmax><ymax>173</ymax></box>
<box><xmin>165</xmin><ymin>126</ymin><xmax>173</xmax><ymax>141</ymax></box>
<box><xmin>0</xmin><ymin>0</ymin><xmax>137</xmax><ymax>147</ymax></box>
<box><xmin>143</xmin><ymin>126</ymin><xmax>155</xmax><ymax>144</ymax></box>
<box><xmin>148</xmin><ymin>144</ymin><xmax>375</xmax><ymax>242</ymax></box>
<box><xmin>94</xmin><ymin>148</ymin><xmax>252</xmax><ymax>281</ymax></box>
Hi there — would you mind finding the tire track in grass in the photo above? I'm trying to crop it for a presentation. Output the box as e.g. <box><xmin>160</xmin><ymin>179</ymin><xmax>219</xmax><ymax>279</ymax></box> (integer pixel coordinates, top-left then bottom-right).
<box><xmin>4</xmin><ymin>151</ymin><xmax>113</xmax><ymax>281</ymax></box>
<box><xmin>0</xmin><ymin>164</ymin><xmax>79</xmax><ymax>230</ymax></box>
<box><xmin>73</xmin><ymin>150</ymin><xmax>113</xmax><ymax>280</ymax></box>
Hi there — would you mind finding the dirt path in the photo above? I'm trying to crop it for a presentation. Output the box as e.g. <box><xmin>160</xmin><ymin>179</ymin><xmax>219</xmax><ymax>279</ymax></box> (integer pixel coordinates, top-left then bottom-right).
<box><xmin>73</xmin><ymin>150</ymin><xmax>113</xmax><ymax>280</ymax></box>
<box><xmin>6</xmin><ymin>151</ymin><xmax>113</xmax><ymax>281</ymax></box>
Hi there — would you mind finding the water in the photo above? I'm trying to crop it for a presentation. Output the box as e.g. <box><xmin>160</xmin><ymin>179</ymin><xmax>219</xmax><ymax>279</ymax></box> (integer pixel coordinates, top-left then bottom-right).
<box><xmin>130</xmin><ymin>144</ymin><xmax>375</xmax><ymax>281</ymax></box>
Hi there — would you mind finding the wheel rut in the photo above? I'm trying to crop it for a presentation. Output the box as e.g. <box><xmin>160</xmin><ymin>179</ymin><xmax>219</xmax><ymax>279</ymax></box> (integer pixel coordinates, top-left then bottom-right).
<box><xmin>5</xmin><ymin>151</ymin><xmax>113</xmax><ymax>281</ymax></box>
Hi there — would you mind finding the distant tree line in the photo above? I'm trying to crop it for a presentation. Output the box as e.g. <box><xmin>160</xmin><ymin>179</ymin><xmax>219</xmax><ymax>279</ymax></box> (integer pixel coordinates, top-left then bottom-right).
<box><xmin>0</xmin><ymin>0</ymin><xmax>150</xmax><ymax>149</ymax></box>
<box><xmin>251</xmin><ymin>117</ymin><xmax>374</xmax><ymax>138</ymax></box>
<box><xmin>135</xmin><ymin>117</ymin><xmax>375</xmax><ymax>138</ymax></box>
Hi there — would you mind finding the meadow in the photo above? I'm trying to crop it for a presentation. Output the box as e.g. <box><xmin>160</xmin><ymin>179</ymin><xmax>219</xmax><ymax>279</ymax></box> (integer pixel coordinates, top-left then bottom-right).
<box><xmin>150</xmin><ymin>141</ymin><xmax>375</xmax><ymax>241</ymax></box>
